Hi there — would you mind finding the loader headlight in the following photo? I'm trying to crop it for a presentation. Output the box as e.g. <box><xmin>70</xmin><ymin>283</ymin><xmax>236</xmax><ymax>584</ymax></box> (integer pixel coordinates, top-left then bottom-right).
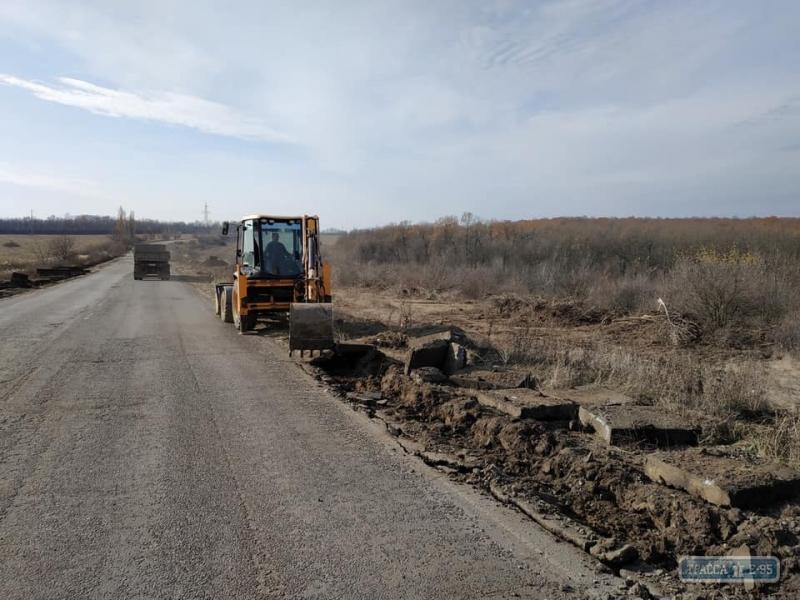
<box><xmin>309</xmin><ymin>269</ymin><xmax>317</xmax><ymax>278</ymax></box>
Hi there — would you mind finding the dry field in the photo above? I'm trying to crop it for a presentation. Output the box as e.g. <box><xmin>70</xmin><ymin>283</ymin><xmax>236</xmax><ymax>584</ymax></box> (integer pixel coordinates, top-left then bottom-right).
<box><xmin>0</xmin><ymin>234</ymin><xmax>119</xmax><ymax>278</ymax></box>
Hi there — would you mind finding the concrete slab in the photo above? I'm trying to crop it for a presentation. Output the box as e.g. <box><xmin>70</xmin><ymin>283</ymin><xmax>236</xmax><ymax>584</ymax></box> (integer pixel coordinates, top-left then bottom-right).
<box><xmin>645</xmin><ymin>448</ymin><xmax>800</xmax><ymax>508</ymax></box>
<box><xmin>545</xmin><ymin>385</ymin><xmax>634</xmax><ymax>407</ymax></box>
<box><xmin>450</xmin><ymin>366</ymin><xmax>535</xmax><ymax>390</ymax></box>
<box><xmin>404</xmin><ymin>339</ymin><xmax>448</xmax><ymax>374</ymax></box>
<box><xmin>578</xmin><ymin>404</ymin><xmax>698</xmax><ymax>447</ymax></box>
<box><xmin>473</xmin><ymin>389</ymin><xmax>578</xmax><ymax>421</ymax></box>
<box><xmin>407</xmin><ymin>329</ymin><xmax>457</xmax><ymax>346</ymax></box>
<box><xmin>442</xmin><ymin>343</ymin><xmax>467</xmax><ymax>375</ymax></box>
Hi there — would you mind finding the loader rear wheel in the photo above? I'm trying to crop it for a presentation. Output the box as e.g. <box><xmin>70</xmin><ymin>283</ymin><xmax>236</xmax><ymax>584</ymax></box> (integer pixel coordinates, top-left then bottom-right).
<box><xmin>220</xmin><ymin>286</ymin><xmax>233</xmax><ymax>323</ymax></box>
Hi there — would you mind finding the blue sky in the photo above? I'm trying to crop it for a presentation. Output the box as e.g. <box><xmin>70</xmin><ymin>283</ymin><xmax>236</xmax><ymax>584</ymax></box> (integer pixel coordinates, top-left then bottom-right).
<box><xmin>0</xmin><ymin>1</ymin><xmax>798</xmax><ymax>228</ymax></box>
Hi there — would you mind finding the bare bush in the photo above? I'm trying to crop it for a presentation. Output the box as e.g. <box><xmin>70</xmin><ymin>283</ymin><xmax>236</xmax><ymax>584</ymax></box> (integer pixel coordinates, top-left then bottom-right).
<box><xmin>47</xmin><ymin>235</ymin><xmax>76</xmax><ymax>262</ymax></box>
<box><xmin>2</xmin><ymin>240</ymin><xmax>20</xmax><ymax>248</ymax></box>
<box><xmin>330</xmin><ymin>218</ymin><xmax>800</xmax><ymax>348</ymax></box>
<box><xmin>772</xmin><ymin>311</ymin><xmax>800</xmax><ymax>352</ymax></box>
<box><xmin>588</xmin><ymin>274</ymin><xmax>652</xmax><ymax>315</ymax></box>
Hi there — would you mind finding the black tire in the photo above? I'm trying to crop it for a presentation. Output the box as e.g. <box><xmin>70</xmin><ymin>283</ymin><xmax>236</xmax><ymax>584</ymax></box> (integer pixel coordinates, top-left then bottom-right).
<box><xmin>214</xmin><ymin>288</ymin><xmax>221</xmax><ymax>315</ymax></box>
<box><xmin>233</xmin><ymin>294</ymin><xmax>241</xmax><ymax>332</ymax></box>
<box><xmin>220</xmin><ymin>286</ymin><xmax>233</xmax><ymax>323</ymax></box>
<box><xmin>237</xmin><ymin>311</ymin><xmax>255</xmax><ymax>333</ymax></box>
<box><xmin>233</xmin><ymin>290</ymin><xmax>255</xmax><ymax>333</ymax></box>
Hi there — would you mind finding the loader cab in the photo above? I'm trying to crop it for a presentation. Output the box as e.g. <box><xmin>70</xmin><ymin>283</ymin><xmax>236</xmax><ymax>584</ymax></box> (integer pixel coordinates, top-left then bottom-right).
<box><xmin>236</xmin><ymin>217</ymin><xmax>304</xmax><ymax>279</ymax></box>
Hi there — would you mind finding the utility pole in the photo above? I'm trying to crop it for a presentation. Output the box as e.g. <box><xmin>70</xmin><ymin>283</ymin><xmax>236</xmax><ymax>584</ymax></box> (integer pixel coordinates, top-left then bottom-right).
<box><xmin>203</xmin><ymin>202</ymin><xmax>210</xmax><ymax>226</ymax></box>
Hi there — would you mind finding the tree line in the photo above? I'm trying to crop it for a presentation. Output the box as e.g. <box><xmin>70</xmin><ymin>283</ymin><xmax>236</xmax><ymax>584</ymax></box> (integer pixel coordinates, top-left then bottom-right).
<box><xmin>0</xmin><ymin>211</ymin><xmax>219</xmax><ymax>235</ymax></box>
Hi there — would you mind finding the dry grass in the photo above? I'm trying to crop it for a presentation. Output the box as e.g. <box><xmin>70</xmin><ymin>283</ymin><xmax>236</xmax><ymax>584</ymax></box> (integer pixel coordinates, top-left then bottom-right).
<box><xmin>773</xmin><ymin>311</ymin><xmax>800</xmax><ymax>351</ymax></box>
<box><xmin>748</xmin><ymin>413</ymin><xmax>800</xmax><ymax>463</ymax></box>
<box><xmin>0</xmin><ymin>234</ymin><xmax>124</xmax><ymax>278</ymax></box>
<box><xmin>486</xmin><ymin>327</ymin><xmax>800</xmax><ymax>463</ymax></box>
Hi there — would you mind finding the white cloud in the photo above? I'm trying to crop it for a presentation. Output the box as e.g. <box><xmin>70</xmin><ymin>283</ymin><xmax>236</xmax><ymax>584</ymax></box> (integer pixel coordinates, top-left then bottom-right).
<box><xmin>0</xmin><ymin>162</ymin><xmax>104</xmax><ymax>198</ymax></box>
<box><xmin>0</xmin><ymin>74</ymin><xmax>290</xmax><ymax>143</ymax></box>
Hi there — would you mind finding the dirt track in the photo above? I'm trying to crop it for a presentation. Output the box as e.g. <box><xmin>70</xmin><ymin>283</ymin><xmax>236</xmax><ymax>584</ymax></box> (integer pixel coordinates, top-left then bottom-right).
<box><xmin>0</xmin><ymin>255</ymin><xmax>622</xmax><ymax>599</ymax></box>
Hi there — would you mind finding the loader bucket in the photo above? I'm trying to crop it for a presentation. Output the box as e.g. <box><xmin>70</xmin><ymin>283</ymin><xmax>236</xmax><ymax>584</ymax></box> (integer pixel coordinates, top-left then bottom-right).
<box><xmin>289</xmin><ymin>303</ymin><xmax>335</xmax><ymax>353</ymax></box>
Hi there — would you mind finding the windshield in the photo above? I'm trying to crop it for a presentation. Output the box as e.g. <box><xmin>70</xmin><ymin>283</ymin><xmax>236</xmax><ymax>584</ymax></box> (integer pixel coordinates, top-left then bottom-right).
<box><xmin>258</xmin><ymin>219</ymin><xmax>303</xmax><ymax>277</ymax></box>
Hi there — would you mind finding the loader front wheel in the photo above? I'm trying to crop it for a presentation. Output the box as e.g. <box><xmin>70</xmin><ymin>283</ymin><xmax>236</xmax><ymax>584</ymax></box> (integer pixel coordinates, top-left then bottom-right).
<box><xmin>232</xmin><ymin>292</ymin><xmax>254</xmax><ymax>333</ymax></box>
<box><xmin>238</xmin><ymin>312</ymin><xmax>255</xmax><ymax>333</ymax></box>
<box><xmin>220</xmin><ymin>286</ymin><xmax>233</xmax><ymax>323</ymax></box>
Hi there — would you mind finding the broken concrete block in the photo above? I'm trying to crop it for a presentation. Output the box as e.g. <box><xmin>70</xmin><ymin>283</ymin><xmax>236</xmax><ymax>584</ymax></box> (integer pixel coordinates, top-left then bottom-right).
<box><xmin>449</xmin><ymin>366</ymin><xmax>536</xmax><ymax>390</ymax></box>
<box><xmin>345</xmin><ymin>391</ymin><xmax>382</xmax><ymax>407</ymax></box>
<box><xmin>645</xmin><ymin>448</ymin><xmax>800</xmax><ymax>508</ymax></box>
<box><xmin>407</xmin><ymin>329</ymin><xmax>456</xmax><ymax>347</ymax></box>
<box><xmin>419</xmin><ymin>450</ymin><xmax>481</xmax><ymax>471</ymax></box>
<box><xmin>546</xmin><ymin>386</ymin><xmax>634</xmax><ymax>407</ymax></box>
<box><xmin>411</xmin><ymin>367</ymin><xmax>448</xmax><ymax>384</ymax></box>
<box><xmin>10</xmin><ymin>272</ymin><xmax>33</xmax><ymax>288</ymax></box>
<box><xmin>473</xmin><ymin>389</ymin><xmax>577</xmax><ymax>421</ymax></box>
<box><xmin>578</xmin><ymin>404</ymin><xmax>699</xmax><ymax>447</ymax></box>
<box><xmin>590</xmin><ymin>543</ymin><xmax>639</xmax><ymax>567</ymax></box>
<box><xmin>443</xmin><ymin>343</ymin><xmax>467</xmax><ymax>376</ymax></box>
<box><xmin>404</xmin><ymin>339</ymin><xmax>449</xmax><ymax>374</ymax></box>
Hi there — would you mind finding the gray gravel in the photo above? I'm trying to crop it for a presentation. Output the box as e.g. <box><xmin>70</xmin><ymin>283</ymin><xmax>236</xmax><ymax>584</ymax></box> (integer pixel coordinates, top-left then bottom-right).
<box><xmin>0</xmin><ymin>256</ymin><xmax>621</xmax><ymax>599</ymax></box>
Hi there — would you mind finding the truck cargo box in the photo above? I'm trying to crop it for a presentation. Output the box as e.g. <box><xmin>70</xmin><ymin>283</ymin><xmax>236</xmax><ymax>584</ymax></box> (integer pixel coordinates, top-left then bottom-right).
<box><xmin>134</xmin><ymin>244</ymin><xmax>170</xmax><ymax>280</ymax></box>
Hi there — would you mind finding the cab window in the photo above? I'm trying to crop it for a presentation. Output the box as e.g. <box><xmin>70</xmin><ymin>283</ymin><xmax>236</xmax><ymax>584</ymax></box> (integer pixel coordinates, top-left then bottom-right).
<box><xmin>242</xmin><ymin>221</ymin><xmax>256</xmax><ymax>267</ymax></box>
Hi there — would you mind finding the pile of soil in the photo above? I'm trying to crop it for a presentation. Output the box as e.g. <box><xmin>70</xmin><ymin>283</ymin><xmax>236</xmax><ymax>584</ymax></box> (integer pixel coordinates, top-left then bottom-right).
<box><xmin>491</xmin><ymin>294</ymin><xmax>607</xmax><ymax>325</ymax></box>
<box><xmin>314</xmin><ymin>352</ymin><xmax>800</xmax><ymax>597</ymax></box>
<box><xmin>202</xmin><ymin>255</ymin><xmax>228</xmax><ymax>267</ymax></box>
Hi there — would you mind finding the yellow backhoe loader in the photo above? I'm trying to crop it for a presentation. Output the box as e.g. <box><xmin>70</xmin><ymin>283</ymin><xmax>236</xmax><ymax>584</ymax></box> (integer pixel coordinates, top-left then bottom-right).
<box><xmin>214</xmin><ymin>214</ymin><xmax>334</xmax><ymax>354</ymax></box>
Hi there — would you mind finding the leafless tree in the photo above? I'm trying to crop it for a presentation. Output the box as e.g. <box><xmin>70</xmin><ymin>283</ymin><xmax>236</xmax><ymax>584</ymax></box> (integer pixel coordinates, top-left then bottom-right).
<box><xmin>47</xmin><ymin>235</ymin><xmax>76</xmax><ymax>262</ymax></box>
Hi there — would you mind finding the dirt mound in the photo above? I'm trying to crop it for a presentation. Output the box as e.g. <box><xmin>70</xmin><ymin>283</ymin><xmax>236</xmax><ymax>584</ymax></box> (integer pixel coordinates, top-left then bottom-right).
<box><xmin>436</xmin><ymin>397</ymin><xmax>480</xmax><ymax>432</ymax></box>
<box><xmin>491</xmin><ymin>294</ymin><xmax>607</xmax><ymax>325</ymax></box>
<box><xmin>491</xmin><ymin>294</ymin><xmax>544</xmax><ymax>315</ymax></box>
<box><xmin>470</xmin><ymin>417</ymin><xmax>503</xmax><ymax>447</ymax></box>
<box><xmin>372</xmin><ymin>331</ymin><xmax>408</xmax><ymax>348</ymax></box>
<box><xmin>202</xmin><ymin>255</ymin><xmax>228</xmax><ymax>267</ymax></box>
<box><xmin>380</xmin><ymin>366</ymin><xmax>446</xmax><ymax>415</ymax></box>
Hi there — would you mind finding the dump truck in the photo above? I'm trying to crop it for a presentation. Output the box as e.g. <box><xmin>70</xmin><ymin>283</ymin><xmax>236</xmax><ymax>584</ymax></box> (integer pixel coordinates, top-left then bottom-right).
<box><xmin>214</xmin><ymin>215</ymin><xmax>333</xmax><ymax>353</ymax></box>
<box><xmin>133</xmin><ymin>244</ymin><xmax>171</xmax><ymax>280</ymax></box>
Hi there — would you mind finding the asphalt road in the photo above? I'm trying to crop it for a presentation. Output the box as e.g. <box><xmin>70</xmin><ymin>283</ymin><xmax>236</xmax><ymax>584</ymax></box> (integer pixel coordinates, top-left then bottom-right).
<box><xmin>0</xmin><ymin>256</ymin><xmax>620</xmax><ymax>599</ymax></box>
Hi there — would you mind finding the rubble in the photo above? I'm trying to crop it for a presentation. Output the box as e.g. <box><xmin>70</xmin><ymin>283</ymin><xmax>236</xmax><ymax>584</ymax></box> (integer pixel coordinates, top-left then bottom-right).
<box><xmin>449</xmin><ymin>366</ymin><xmax>536</xmax><ymax>390</ymax></box>
<box><xmin>411</xmin><ymin>366</ymin><xmax>448</xmax><ymax>384</ymax></box>
<box><xmin>645</xmin><ymin>448</ymin><xmax>800</xmax><ymax>508</ymax></box>
<box><xmin>404</xmin><ymin>339</ymin><xmax>449</xmax><ymax>374</ymax></box>
<box><xmin>470</xmin><ymin>388</ymin><xmax>578</xmax><ymax>421</ymax></box>
<box><xmin>305</xmin><ymin>319</ymin><xmax>800</xmax><ymax>597</ymax></box>
<box><xmin>546</xmin><ymin>386</ymin><xmax>635</xmax><ymax>407</ymax></box>
<box><xmin>578</xmin><ymin>404</ymin><xmax>699</xmax><ymax>447</ymax></box>
<box><xmin>443</xmin><ymin>342</ymin><xmax>467</xmax><ymax>375</ymax></box>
